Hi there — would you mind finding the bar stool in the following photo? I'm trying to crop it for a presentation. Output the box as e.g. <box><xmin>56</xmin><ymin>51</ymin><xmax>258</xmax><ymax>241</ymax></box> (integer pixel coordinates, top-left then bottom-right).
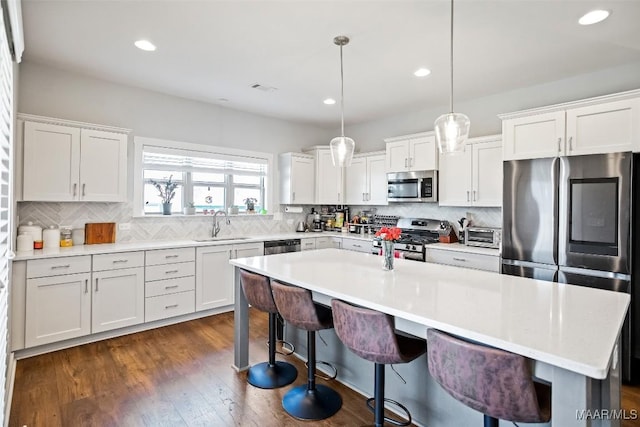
<box><xmin>270</xmin><ymin>280</ymin><xmax>342</xmax><ymax>420</ymax></box>
<box><xmin>239</xmin><ymin>269</ymin><xmax>297</xmax><ymax>389</ymax></box>
<box><xmin>331</xmin><ymin>299</ymin><xmax>425</xmax><ymax>427</ymax></box>
<box><xmin>427</xmin><ymin>329</ymin><xmax>551</xmax><ymax>427</ymax></box>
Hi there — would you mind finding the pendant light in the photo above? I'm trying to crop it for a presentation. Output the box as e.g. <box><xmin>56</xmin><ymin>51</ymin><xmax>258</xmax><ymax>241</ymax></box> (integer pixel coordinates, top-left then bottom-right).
<box><xmin>434</xmin><ymin>0</ymin><xmax>470</xmax><ymax>154</ymax></box>
<box><xmin>329</xmin><ymin>35</ymin><xmax>355</xmax><ymax>167</ymax></box>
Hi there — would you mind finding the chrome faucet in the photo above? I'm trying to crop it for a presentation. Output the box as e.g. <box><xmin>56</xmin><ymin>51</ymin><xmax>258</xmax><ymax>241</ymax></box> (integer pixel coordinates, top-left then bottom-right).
<box><xmin>212</xmin><ymin>210</ymin><xmax>230</xmax><ymax>238</ymax></box>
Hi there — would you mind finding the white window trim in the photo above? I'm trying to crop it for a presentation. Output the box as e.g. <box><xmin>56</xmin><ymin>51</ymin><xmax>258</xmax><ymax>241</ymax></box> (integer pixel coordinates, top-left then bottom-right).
<box><xmin>133</xmin><ymin>136</ymin><xmax>274</xmax><ymax>217</ymax></box>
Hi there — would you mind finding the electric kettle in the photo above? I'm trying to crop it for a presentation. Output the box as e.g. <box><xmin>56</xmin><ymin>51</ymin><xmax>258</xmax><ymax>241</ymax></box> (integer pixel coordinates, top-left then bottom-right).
<box><xmin>296</xmin><ymin>221</ymin><xmax>306</xmax><ymax>232</ymax></box>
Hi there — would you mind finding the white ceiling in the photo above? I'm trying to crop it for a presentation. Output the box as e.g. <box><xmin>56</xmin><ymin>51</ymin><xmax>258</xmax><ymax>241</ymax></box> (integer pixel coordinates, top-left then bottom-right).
<box><xmin>20</xmin><ymin>0</ymin><xmax>640</xmax><ymax>128</ymax></box>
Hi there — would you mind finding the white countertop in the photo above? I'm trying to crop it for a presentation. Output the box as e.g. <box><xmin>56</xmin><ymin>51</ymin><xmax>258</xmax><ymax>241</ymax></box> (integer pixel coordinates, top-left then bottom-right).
<box><xmin>11</xmin><ymin>231</ymin><xmax>372</xmax><ymax>261</ymax></box>
<box><xmin>230</xmin><ymin>248</ymin><xmax>628</xmax><ymax>379</ymax></box>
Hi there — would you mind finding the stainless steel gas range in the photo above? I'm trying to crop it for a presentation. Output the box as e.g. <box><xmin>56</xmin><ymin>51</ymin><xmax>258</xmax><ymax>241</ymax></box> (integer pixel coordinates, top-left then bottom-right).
<box><xmin>371</xmin><ymin>217</ymin><xmax>450</xmax><ymax>262</ymax></box>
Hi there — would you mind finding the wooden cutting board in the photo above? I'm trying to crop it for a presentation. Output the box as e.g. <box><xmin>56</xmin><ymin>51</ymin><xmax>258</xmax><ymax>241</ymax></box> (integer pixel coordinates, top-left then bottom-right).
<box><xmin>85</xmin><ymin>223</ymin><xmax>116</xmax><ymax>244</ymax></box>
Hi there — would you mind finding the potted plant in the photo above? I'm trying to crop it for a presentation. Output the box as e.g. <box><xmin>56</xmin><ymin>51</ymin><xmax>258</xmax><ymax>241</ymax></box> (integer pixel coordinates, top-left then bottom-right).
<box><xmin>150</xmin><ymin>175</ymin><xmax>178</xmax><ymax>215</ymax></box>
<box><xmin>183</xmin><ymin>202</ymin><xmax>196</xmax><ymax>215</ymax></box>
<box><xmin>243</xmin><ymin>197</ymin><xmax>258</xmax><ymax>213</ymax></box>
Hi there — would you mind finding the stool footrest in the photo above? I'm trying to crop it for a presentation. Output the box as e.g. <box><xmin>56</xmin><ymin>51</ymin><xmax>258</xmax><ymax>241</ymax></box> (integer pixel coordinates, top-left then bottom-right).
<box><xmin>303</xmin><ymin>360</ymin><xmax>338</xmax><ymax>381</ymax></box>
<box><xmin>366</xmin><ymin>397</ymin><xmax>412</xmax><ymax>427</ymax></box>
<box><xmin>265</xmin><ymin>339</ymin><xmax>295</xmax><ymax>356</ymax></box>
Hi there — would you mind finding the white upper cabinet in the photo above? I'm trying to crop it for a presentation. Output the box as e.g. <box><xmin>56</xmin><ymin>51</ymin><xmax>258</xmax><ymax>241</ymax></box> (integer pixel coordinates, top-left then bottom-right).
<box><xmin>345</xmin><ymin>152</ymin><xmax>387</xmax><ymax>205</ymax></box>
<box><xmin>304</xmin><ymin>146</ymin><xmax>344</xmax><ymax>205</ymax></box>
<box><xmin>21</xmin><ymin>115</ymin><xmax>129</xmax><ymax>202</ymax></box>
<box><xmin>279</xmin><ymin>152</ymin><xmax>315</xmax><ymax>204</ymax></box>
<box><xmin>384</xmin><ymin>132</ymin><xmax>438</xmax><ymax>173</ymax></box>
<box><xmin>439</xmin><ymin>135</ymin><xmax>502</xmax><ymax>207</ymax></box>
<box><xmin>500</xmin><ymin>90</ymin><xmax>640</xmax><ymax>160</ymax></box>
<box><xmin>502</xmin><ymin>112</ymin><xmax>565</xmax><ymax>160</ymax></box>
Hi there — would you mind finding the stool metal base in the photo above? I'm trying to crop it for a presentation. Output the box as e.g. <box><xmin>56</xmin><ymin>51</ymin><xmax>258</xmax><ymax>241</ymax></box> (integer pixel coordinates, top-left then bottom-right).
<box><xmin>282</xmin><ymin>384</ymin><xmax>342</xmax><ymax>421</ymax></box>
<box><xmin>247</xmin><ymin>361</ymin><xmax>297</xmax><ymax>389</ymax></box>
<box><xmin>484</xmin><ymin>415</ymin><xmax>499</xmax><ymax>427</ymax></box>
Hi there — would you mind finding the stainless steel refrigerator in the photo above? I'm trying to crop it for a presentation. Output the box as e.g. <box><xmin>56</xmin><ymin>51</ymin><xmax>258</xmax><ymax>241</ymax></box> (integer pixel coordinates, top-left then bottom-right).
<box><xmin>502</xmin><ymin>152</ymin><xmax>637</xmax><ymax>382</ymax></box>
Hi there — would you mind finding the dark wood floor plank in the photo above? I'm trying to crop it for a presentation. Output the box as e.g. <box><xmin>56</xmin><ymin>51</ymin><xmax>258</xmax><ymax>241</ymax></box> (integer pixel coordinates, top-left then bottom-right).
<box><xmin>9</xmin><ymin>309</ymin><xmax>640</xmax><ymax>427</ymax></box>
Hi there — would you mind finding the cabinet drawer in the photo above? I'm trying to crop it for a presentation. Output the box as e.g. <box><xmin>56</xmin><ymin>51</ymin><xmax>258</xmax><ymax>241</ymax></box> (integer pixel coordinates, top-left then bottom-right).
<box><xmin>93</xmin><ymin>251</ymin><xmax>145</xmax><ymax>271</ymax></box>
<box><xmin>27</xmin><ymin>256</ymin><xmax>91</xmax><ymax>278</ymax></box>
<box><xmin>424</xmin><ymin>249</ymin><xmax>499</xmax><ymax>272</ymax></box>
<box><xmin>342</xmin><ymin>238</ymin><xmax>371</xmax><ymax>253</ymax></box>
<box><xmin>145</xmin><ymin>247</ymin><xmax>195</xmax><ymax>266</ymax></box>
<box><xmin>145</xmin><ymin>291</ymin><xmax>195</xmax><ymax>322</ymax></box>
<box><xmin>146</xmin><ymin>276</ymin><xmax>195</xmax><ymax>298</ymax></box>
<box><xmin>145</xmin><ymin>261</ymin><xmax>195</xmax><ymax>282</ymax></box>
<box><xmin>300</xmin><ymin>238</ymin><xmax>316</xmax><ymax>251</ymax></box>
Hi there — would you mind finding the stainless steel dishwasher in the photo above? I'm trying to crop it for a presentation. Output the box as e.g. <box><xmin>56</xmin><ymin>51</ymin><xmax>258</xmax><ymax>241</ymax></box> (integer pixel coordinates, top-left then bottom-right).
<box><xmin>264</xmin><ymin>239</ymin><xmax>301</xmax><ymax>255</ymax></box>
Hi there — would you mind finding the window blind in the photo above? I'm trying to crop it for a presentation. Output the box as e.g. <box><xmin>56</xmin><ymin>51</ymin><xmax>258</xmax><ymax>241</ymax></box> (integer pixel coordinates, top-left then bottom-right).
<box><xmin>142</xmin><ymin>146</ymin><xmax>267</xmax><ymax>176</ymax></box>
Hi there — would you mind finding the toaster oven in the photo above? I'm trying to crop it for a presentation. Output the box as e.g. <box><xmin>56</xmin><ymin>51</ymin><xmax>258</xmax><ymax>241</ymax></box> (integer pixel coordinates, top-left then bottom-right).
<box><xmin>465</xmin><ymin>227</ymin><xmax>501</xmax><ymax>249</ymax></box>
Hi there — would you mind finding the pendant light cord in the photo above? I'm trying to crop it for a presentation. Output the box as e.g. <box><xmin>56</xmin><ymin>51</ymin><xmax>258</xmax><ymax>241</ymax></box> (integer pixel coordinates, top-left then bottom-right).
<box><xmin>339</xmin><ymin>43</ymin><xmax>345</xmax><ymax>137</ymax></box>
<box><xmin>449</xmin><ymin>0</ymin><xmax>454</xmax><ymax>114</ymax></box>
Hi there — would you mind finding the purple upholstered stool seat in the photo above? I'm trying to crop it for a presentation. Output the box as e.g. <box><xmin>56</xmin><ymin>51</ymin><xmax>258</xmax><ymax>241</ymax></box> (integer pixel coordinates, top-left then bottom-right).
<box><xmin>427</xmin><ymin>328</ymin><xmax>551</xmax><ymax>427</ymax></box>
<box><xmin>271</xmin><ymin>281</ymin><xmax>342</xmax><ymax>421</ymax></box>
<box><xmin>331</xmin><ymin>299</ymin><xmax>425</xmax><ymax>427</ymax></box>
<box><xmin>239</xmin><ymin>269</ymin><xmax>297</xmax><ymax>389</ymax></box>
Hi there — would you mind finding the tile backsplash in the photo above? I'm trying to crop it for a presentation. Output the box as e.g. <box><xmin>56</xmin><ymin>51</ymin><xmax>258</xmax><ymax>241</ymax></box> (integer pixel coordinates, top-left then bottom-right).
<box><xmin>17</xmin><ymin>202</ymin><xmax>501</xmax><ymax>243</ymax></box>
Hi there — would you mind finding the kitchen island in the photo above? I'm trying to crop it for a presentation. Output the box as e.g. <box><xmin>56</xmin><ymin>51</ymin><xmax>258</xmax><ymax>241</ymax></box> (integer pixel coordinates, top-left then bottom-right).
<box><xmin>231</xmin><ymin>248</ymin><xmax>630</xmax><ymax>427</ymax></box>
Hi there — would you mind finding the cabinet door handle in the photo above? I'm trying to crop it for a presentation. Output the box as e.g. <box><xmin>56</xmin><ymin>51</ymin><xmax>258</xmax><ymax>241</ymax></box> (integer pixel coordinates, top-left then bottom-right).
<box><xmin>112</xmin><ymin>259</ymin><xmax>128</xmax><ymax>264</ymax></box>
<box><xmin>85</xmin><ymin>279</ymin><xmax>88</xmax><ymax>294</ymax></box>
<box><xmin>95</xmin><ymin>278</ymin><xmax>99</xmax><ymax>292</ymax></box>
<box><xmin>165</xmin><ymin>254</ymin><xmax>179</xmax><ymax>259</ymax></box>
<box><xmin>82</xmin><ymin>183</ymin><xmax>86</xmax><ymax>197</ymax></box>
<box><xmin>466</xmin><ymin>191</ymin><xmax>470</xmax><ymax>202</ymax></box>
<box><xmin>165</xmin><ymin>285</ymin><xmax>179</xmax><ymax>290</ymax></box>
<box><xmin>473</xmin><ymin>190</ymin><xmax>477</xmax><ymax>201</ymax></box>
<box><xmin>366</xmin><ymin>192</ymin><xmax>370</xmax><ymax>201</ymax></box>
<box><xmin>557</xmin><ymin>137</ymin><xmax>562</xmax><ymax>153</ymax></box>
<box><xmin>338</xmin><ymin>192</ymin><xmax>341</xmax><ymax>202</ymax></box>
<box><xmin>73</xmin><ymin>183</ymin><xmax>77</xmax><ymax>197</ymax></box>
<box><xmin>569</xmin><ymin>136</ymin><xmax>573</xmax><ymax>151</ymax></box>
<box><xmin>453</xmin><ymin>257</ymin><xmax>467</xmax><ymax>262</ymax></box>
<box><xmin>165</xmin><ymin>304</ymin><xmax>179</xmax><ymax>309</ymax></box>
<box><xmin>353</xmin><ymin>244</ymin><xmax>362</xmax><ymax>248</ymax></box>
<box><xmin>51</xmin><ymin>264</ymin><xmax>71</xmax><ymax>270</ymax></box>
<box><xmin>165</xmin><ymin>269</ymin><xmax>179</xmax><ymax>274</ymax></box>
<box><xmin>409</xmin><ymin>157</ymin><xmax>413</xmax><ymax>168</ymax></box>
<box><xmin>404</xmin><ymin>158</ymin><xmax>408</xmax><ymax>168</ymax></box>
<box><xmin>292</xmin><ymin>192</ymin><xmax>295</xmax><ymax>202</ymax></box>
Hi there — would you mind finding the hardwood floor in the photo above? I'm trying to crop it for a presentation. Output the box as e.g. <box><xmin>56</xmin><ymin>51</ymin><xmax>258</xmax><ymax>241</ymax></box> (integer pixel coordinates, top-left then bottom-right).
<box><xmin>9</xmin><ymin>309</ymin><xmax>640</xmax><ymax>427</ymax></box>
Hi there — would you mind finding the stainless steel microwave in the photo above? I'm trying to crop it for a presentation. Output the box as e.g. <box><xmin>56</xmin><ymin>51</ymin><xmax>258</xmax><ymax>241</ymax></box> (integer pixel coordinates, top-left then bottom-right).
<box><xmin>387</xmin><ymin>170</ymin><xmax>438</xmax><ymax>203</ymax></box>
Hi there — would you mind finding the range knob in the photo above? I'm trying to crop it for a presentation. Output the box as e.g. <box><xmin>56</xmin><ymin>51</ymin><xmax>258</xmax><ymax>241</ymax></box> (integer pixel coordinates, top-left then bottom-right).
<box><xmin>405</xmin><ymin>244</ymin><xmax>411</xmax><ymax>250</ymax></box>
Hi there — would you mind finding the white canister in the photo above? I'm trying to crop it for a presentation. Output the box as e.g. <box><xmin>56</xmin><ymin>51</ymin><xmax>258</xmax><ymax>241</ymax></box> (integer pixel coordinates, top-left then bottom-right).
<box><xmin>43</xmin><ymin>226</ymin><xmax>61</xmax><ymax>249</ymax></box>
<box><xmin>72</xmin><ymin>228</ymin><xmax>85</xmax><ymax>245</ymax></box>
<box><xmin>16</xmin><ymin>233</ymin><xmax>33</xmax><ymax>252</ymax></box>
<box><xmin>18</xmin><ymin>221</ymin><xmax>42</xmax><ymax>247</ymax></box>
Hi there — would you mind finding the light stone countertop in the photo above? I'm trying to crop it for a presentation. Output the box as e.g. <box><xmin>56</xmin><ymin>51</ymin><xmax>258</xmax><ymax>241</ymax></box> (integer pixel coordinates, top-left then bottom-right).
<box><xmin>11</xmin><ymin>231</ymin><xmax>372</xmax><ymax>261</ymax></box>
<box><xmin>231</xmin><ymin>248</ymin><xmax>628</xmax><ymax>379</ymax></box>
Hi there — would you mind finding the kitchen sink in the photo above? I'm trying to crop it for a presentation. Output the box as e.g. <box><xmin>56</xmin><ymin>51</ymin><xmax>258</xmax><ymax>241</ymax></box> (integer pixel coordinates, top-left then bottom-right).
<box><xmin>193</xmin><ymin>237</ymin><xmax>250</xmax><ymax>242</ymax></box>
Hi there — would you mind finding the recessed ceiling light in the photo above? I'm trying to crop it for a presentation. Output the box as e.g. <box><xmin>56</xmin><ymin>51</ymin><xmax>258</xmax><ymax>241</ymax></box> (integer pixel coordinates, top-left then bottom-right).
<box><xmin>578</xmin><ymin>10</ymin><xmax>610</xmax><ymax>25</ymax></box>
<box><xmin>134</xmin><ymin>39</ymin><xmax>156</xmax><ymax>51</ymax></box>
<box><xmin>414</xmin><ymin>68</ymin><xmax>431</xmax><ymax>77</ymax></box>
<box><xmin>323</xmin><ymin>98</ymin><xmax>336</xmax><ymax>105</ymax></box>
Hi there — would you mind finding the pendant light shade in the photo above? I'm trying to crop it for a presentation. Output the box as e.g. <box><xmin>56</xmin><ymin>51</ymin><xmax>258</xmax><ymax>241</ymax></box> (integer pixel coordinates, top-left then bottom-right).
<box><xmin>435</xmin><ymin>0</ymin><xmax>470</xmax><ymax>155</ymax></box>
<box><xmin>330</xmin><ymin>35</ymin><xmax>355</xmax><ymax>167</ymax></box>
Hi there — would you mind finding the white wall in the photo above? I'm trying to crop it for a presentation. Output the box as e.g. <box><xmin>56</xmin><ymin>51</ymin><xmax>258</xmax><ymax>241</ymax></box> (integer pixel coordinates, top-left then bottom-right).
<box><xmin>347</xmin><ymin>60</ymin><xmax>640</xmax><ymax>151</ymax></box>
<box><xmin>18</xmin><ymin>61</ymin><xmax>333</xmax><ymax>153</ymax></box>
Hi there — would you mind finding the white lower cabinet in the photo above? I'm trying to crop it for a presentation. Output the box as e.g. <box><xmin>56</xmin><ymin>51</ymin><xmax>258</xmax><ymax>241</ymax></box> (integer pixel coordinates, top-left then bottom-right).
<box><xmin>424</xmin><ymin>248</ymin><xmax>499</xmax><ymax>272</ymax></box>
<box><xmin>92</xmin><ymin>252</ymin><xmax>144</xmax><ymax>333</ymax></box>
<box><xmin>315</xmin><ymin>236</ymin><xmax>342</xmax><ymax>249</ymax></box>
<box><xmin>301</xmin><ymin>238</ymin><xmax>317</xmax><ymax>251</ymax></box>
<box><xmin>25</xmin><ymin>256</ymin><xmax>92</xmax><ymax>347</ymax></box>
<box><xmin>196</xmin><ymin>242</ymin><xmax>264</xmax><ymax>312</ymax></box>
<box><xmin>145</xmin><ymin>248</ymin><xmax>195</xmax><ymax>322</ymax></box>
<box><xmin>342</xmin><ymin>238</ymin><xmax>371</xmax><ymax>253</ymax></box>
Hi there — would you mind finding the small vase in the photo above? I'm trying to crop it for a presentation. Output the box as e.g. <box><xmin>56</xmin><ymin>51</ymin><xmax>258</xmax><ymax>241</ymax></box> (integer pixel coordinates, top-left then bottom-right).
<box><xmin>162</xmin><ymin>203</ymin><xmax>172</xmax><ymax>215</ymax></box>
<box><xmin>382</xmin><ymin>240</ymin><xmax>394</xmax><ymax>271</ymax></box>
